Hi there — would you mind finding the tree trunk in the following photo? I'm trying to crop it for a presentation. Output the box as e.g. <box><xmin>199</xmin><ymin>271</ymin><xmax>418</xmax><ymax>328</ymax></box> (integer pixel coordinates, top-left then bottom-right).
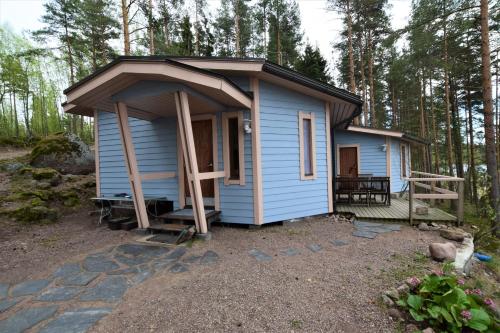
<box><xmin>480</xmin><ymin>0</ymin><xmax>499</xmax><ymax>236</ymax></box>
<box><xmin>346</xmin><ymin>0</ymin><xmax>358</xmax><ymax>124</ymax></box>
<box><xmin>194</xmin><ymin>1</ymin><xmax>200</xmax><ymax>56</ymax></box>
<box><xmin>419</xmin><ymin>75</ymin><xmax>428</xmax><ymax>172</ymax></box>
<box><xmin>13</xmin><ymin>90</ymin><xmax>19</xmax><ymax>138</ymax></box>
<box><xmin>367</xmin><ymin>30</ymin><xmax>375</xmax><ymax>127</ymax></box>
<box><xmin>121</xmin><ymin>0</ymin><xmax>130</xmax><ymax>55</ymax></box>
<box><xmin>358</xmin><ymin>33</ymin><xmax>368</xmax><ymax>126</ymax></box>
<box><xmin>234</xmin><ymin>0</ymin><xmax>241</xmax><ymax>57</ymax></box>
<box><xmin>466</xmin><ymin>86</ymin><xmax>478</xmax><ymax>206</ymax></box>
<box><xmin>149</xmin><ymin>0</ymin><xmax>155</xmax><ymax>55</ymax></box>
<box><xmin>429</xmin><ymin>76</ymin><xmax>440</xmax><ymax>174</ymax></box>
<box><xmin>443</xmin><ymin>14</ymin><xmax>454</xmax><ymax>177</ymax></box>
<box><xmin>391</xmin><ymin>84</ymin><xmax>397</xmax><ymax>127</ymax></box>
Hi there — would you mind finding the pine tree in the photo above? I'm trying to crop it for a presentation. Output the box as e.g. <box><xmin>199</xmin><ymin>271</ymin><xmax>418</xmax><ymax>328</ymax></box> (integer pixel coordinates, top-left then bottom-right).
<box><xmin>177</xmin><ymin>16</ymin><xmax>194</xmax><ymax>56</ymax></box>
<box><xmin>294</xmin><ymin>44</ymin><xmax>331</xmax><ymax>83</ymax></box>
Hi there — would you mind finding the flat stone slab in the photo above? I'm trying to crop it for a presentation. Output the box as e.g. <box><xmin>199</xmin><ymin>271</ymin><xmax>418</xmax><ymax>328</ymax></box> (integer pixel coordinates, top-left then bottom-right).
<box><xmin>79</xmin><ymin>276</ymin><xmax>128</xmax><ymax>302</ymax></box>
<box><xmin>357</xmin><ymin>226</ymin><xmax>394</xmax><ymax>234</ymax></box>
<box><xmin>282</xmin><ymin>248</ymin><xmax>300</xmax><ymax>256</ymax></box>
<box><xmin>354</xmin><ymin>221</ymin><xmax>383</xmax><ymax>228</ymax></box>
<box><xmin>107</xmin><ymin>267</ymin><xmax>140</xmax><ymax>275</ymax></box>
<box><xmin>129</xmin><ymin>266</ymin><xmax>154</xmax><ymax>286</ymax></box>
<box><xmin>249</xmin><ymin>249</ymin><xmax>272</xmax><ymax>262</ymax></box>
<box><xmin>182</xmin><ymin>255</ymin><xmax>201</xmax><ymax>264</ymax></box>
<box><xmin>330</xmin><ymin>240</ymin><xmax>349</xmax><ymax>247</ymax></box>
<box><xmin>116</xmin><ymin>244</ymin><xmax>168</xmax><ymax>258</ymax></box>
<box><xmin>163</xmin><ymin>247</ymin><xmax>187</xmax><ymax>262</ymax></box>
<box><xmin>60</xmin><ymin>272</ymin><xmax>100</xmax><ymax>286</ymax></box>
<box><xmin>306</xmin><ymin>244</ymin><xmax>323</xmax><ymax>253</ymax></box>
<box><xmin>0</xmin><ymin>305</ymin><xmax>58</xmax><ymax>333</ymax></box>
<box><xmin>0</xmin><ymin>298</ymin><xmax>22</xmax><ymax>313</ymax></box>
<box><xmin>352</xmin><ymin>230</ymin><xmax>378</xmax><ymax>239</ymax></box>
<box><xmin>114</xmin><ymin>253</ymin><xmax>152</xmax><ymax>267</ymax></box>
<box><xmin>36</xmin><ymin>287</ymin><xmax>82</xmax><ymax>302</ymax></box>
<box><xmin>10</xmin><ymin>279</ymin><xmax>51</xmax><ymax>297</ymax></box>
<box><xmin>52</xmin><ymin>263</ymin><xmax>82</xmax><ymax>279</ymax></box>
<box><xmin>83</xmin><ymin>255</ymin><xmax>119</xmax><ymax>273</ymax></box>
<box><xmin>39</xmin><ymin>307</ymin><xmax>112</xmax><ymax>333</ymax></box>
<box><xmin>169</xmin><ymin>263</ymin><xmax>188</xmax><ymax>273</ymax></box>
<box><xmin>0</xmin><ymin>283</ymin><xmax>8</xmax><ymax>300</ymax></box>
<box><xmin>200</xmin><ymin>251</ymin><xmax>219</xmax><ymax>265</ymax></box>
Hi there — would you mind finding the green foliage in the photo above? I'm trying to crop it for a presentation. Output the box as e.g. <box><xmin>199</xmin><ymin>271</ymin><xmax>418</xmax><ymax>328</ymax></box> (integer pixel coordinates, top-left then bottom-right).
<box><xmin>294</xmin><ymin>44</ymin><xmax>332</xmax><ymax>83</ymax></box>
<box><xmin>30</xmin><ymin>133</ymin><xmax>81</xmax><ymax>163</ymax></box>
<box><xmin>8</xmin><ymin>204</ymin><xmax>58</xmax><ymax>224</ymax></box>
<box><xmin>396</xmin><ymin>264</ymin><xmax>500</xmax><ymax>332</ymax></box>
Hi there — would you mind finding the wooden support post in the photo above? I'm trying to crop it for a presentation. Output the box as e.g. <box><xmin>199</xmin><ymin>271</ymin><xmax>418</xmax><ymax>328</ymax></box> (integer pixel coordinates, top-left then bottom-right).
<box><xmin>457</xmin><ymin>181</ymin><xmax>464</xmax><ymax>226</ymax></box>
<box><xmin>430</xmin><ymin>181</ymin><xmax>435</xmax><ymax>207</ymax></box>
<box><xmin>409</xmin><ymin>180</ymin><xmax>414</xmax><ymax>225</ymax></box>
<box><xmin>174</xmin><ymin>91</ymin><xmax>208</xmax><ymax>234</ymax></box>
<box><xmin>115</xmin><ymin>102</ymin><xmax>150</xmax><ymax>229</ymax></box>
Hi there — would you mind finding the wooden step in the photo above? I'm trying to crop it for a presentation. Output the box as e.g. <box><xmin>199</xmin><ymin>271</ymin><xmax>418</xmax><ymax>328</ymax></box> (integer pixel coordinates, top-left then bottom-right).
<box><xmin>158</xmin><ymin>208</ymin><xmax>221</xmax><ymax>225</ymax></box>
<box><xmin>148</xmin><ymin>222</ymin><xmax>189</xmax><ymax>233</ymax></box>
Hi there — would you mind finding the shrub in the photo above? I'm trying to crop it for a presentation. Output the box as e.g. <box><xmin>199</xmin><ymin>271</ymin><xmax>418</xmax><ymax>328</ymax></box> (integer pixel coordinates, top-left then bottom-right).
<box><xmin>396</xmin><ymin>263</ymin><xmax>499</xmax><ymax>332</ymax></box>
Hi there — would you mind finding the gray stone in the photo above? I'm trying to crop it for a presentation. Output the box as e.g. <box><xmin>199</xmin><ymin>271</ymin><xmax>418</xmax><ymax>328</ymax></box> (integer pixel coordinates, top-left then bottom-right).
<box><xmin>354</xmin><ymin>221</ymin><xmax>383</xmax><ymax>228</ymax></box>
<box><xmin>418</xmin><ymin>222</ymin><xmax>431</xmax><ymax>231</ymax></box>
<box><xmin>357</xmin><ymin>226</ymin><xmax>394</xmax><ymax>234</ymax></box>
<box><xmin>36</xmin><ymin>287</ymin><xmax>82</xmax><ymax>302</ymax></box>
<box><xmin>39</xmin><ymin>307</ymin><xmax>112</xmax><ymax>333</ymax></box>
<box><xmin>163</xmin><ymin>247</ymin><xmax>187</xmax><ymax>261</ymax></box>
<box><xmin>151</xmin><ymin>260</ymin><xmax>171</xmax><ymax>271</ymax></box>
<box><xmin>396</xmin><ymin>284</ymin><xmax>410</xmax><ymax>296</ymax></box>
<box><xmin>422</xmin><ymin>328</ymin><xmax>435</xmax><ymax>333</ymax></box>
<box><xmin>330</xmin><ymin>240</ymin><xmax>349</xmax><ymax>247</ymax></box>
<box><xmin>282</xmin><ymin>248</ymin><xmax>300</xmax><ymax>256</ymax></box>
<box><xmin>0</xmin><ymin>283</ymin><xmax>8</xmax><ymax>300</ymax></box>
<box><xmin>381</xmin><ymin>294</ymin><xmax>395</xmax><ymax>307</ymax></box>
<box><xmin>114</xmin><ymin>254</ymin><xmax>151</xmax><ymax>267</ymax></box>
<box><xmin>384</xmin><ymin>288</ymin><xmax>399</xmax><ymax>301</ymax></box>
<box><xmin>249</xmin><ymin>249</ymin><xmax>272</xmax><ymax>262</ymax></box>
<box><xmin>405</xmin><ymin>324</ymin><xmax>420</xmax><ymax>333</ymax></box>
<box><xmin>306</xmin><ymin>244</ymin><xmax>322</xmax><ymax>253</ymax></box>
<box><xmin>0</xmin><ymin>306</ymin><xmax>58</xmax><ymax>333</ymax></box>
<box><xmin>415</xmin><ymin>206</ymin><xmax>429</xmax><ymax>215</ymax></box>
<box><xmin>10</xmin><ymin>279</ymin><xmax>51</xmax><ymax>297</ymax></box>
<box><xmin>83</xmin><ymin>255</ymin><xmax>119</xmax><ymax>272</ymax></box>
<box><xmin>169</xmin><ymin>263</ymin><xmax>188</xmax><ymax>273</ymax></box>
<box><xmin>440</xmin><ymin>229</ymin><xmax>466</xmax><ymax>242</ymax></box>
<box><xmin>60</xmin><ymin>272</ymin><xmax>99</xmax><ymax>286</ymax></box>
<box><xmin>388</xmin><ymin>308</ymin><xmax>403</xmax><ymax>321</ymax></box>
<box><xmin>107</xmin><ymin>267</ymin><xmax>140</xmax><ymax>275</ymax></box>
<box><xmin>115</xmin><ymin>244</ymin><xmax>168</xmax><ymax>258</ymax></box>
<box><xmin>200</xmin><ymin>251</ymin><xmax>219</xmax><ymax>265</ymax></box>
<box><xmin>129</xmin><ymin>266</ymin><xmax>154</xmax><ymax>285</ymax></box>
<box><xmin>195</xmin><ymin>231</ymin><xmax>212</xmax><ymax>241</ymax></box>
<box><xmin>352</xmin><ymin>230</ymin><xmax>377</xmax><ymax>239</ymax></box>
<box><xmin>52</xmin><ymin>263</ymin><xmax>82</xmax><ymax>278</ymax></box>
<box><xmin>79</xmin><ymin>276</ymin><xmax>128</xmax><ymax>302</ymax></box>
<box><xmin>0</xmin><ymin>298</ymin><xmax>22</xmax><ymax>313</ymax></box>
<box><xmin>182</xmin><ymin>255</ymin><xmax>201</xmax><ymax>264</ymax></box>
<box><xmin>429</xmin><ymin>242</ymin><xmax>456</xmax><ymax>261</ymax></box>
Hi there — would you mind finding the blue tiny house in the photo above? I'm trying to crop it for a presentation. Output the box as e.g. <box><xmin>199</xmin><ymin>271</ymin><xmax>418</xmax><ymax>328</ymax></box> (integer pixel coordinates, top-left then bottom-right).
<box><xmin>63</xmin><ymin>56</ymin><xmax>423</xmax><ymax>235</ymax></box>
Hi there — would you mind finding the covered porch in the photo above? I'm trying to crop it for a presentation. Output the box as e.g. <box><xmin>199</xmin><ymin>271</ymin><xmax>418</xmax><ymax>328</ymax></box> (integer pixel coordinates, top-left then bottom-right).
<box><xmin>62</xmin><ymin>58</ymin><xmax>254</xmax><ymax>235</ymax></box>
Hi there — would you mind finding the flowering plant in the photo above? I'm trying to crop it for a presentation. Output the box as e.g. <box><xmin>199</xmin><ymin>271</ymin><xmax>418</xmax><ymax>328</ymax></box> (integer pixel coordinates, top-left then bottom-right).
<box><xmin>396</xmin><ymin>263</ymin><xmax>499</xmax><ymax>332</ymax></box>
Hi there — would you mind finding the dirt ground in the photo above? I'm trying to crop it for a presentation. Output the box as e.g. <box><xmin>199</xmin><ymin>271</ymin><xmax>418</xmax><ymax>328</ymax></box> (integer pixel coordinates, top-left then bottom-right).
<box><xmin>0</xmin><ymin>209</ymin><xmax>136</xmax><ymax>284</ymax></box>
<box><xmin>81</xmin><ymin>217</ymin><xmax>442</xmax><ymax>333</ymax></box>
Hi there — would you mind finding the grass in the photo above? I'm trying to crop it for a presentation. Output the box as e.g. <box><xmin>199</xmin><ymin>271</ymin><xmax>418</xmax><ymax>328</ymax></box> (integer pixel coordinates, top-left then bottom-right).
<box><xmin>380</xmin><ymin>250</ymin><xmax>433</xmax><ymax>283</ymax></box>
<box><xmin>290</xmin><ymin>319</ymin><xmax>303</xmax><ymax>329</ymax></box>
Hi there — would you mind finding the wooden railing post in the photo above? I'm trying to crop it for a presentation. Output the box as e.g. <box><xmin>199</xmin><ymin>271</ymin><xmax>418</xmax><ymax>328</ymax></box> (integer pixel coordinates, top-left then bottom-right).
<box><xmin>409</xmin><ymin>180</ymin><xmax>414</xmax><ymax>225</ymax></box>
<box><xmin>430</xmin><ymin>181</ymin><xmax>435</xmax><ymax>207</ymax></box>
<box><xmin>457</xmin><ymin>181</ymin><xmax>464</xmax><ymax>226</ymax></box>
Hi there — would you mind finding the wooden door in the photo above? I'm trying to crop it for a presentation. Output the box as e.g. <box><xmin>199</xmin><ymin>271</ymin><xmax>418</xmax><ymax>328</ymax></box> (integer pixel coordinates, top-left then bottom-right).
<box><xmin>185</xmin><ymin>119</ymin><xmax>214</xmax><ymax>198</ymax></box>
<box><xmin>339</xmin><ymin>147</ymin><xmax>358</xmax><ymax>177</ymax></box>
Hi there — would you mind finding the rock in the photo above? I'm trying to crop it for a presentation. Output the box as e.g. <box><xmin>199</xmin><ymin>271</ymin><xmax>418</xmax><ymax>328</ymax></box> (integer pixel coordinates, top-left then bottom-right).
<box><xmin>415</xmin><ymin>206</ymin><xmax>429</xmax><ymax>215</ymax></box>
<box><xmin>384</xmin><ymin>288</ymin><xmax>400</xmax><ymax>301</ymax></box>
<box><xmin>306</xmin><ymin>244</ymin><xmax>322</xmax><ymax>253</ymax></box>
<box><xmin>330</xmin><ymin>239</ymin><xmax>349</xmax><ymax>246</ymax></box>
<box><xmin>0</xmin><ymin>283</ymin><xmax>8</xmax><ymax>300</ymax></box>
<box><xmin>0</xmin><ymin>306</ymin><xmax>58</xmax><ymax>333</ymax></box>
<box><xmin>39</xmin><ymin>307</ymin><xmax>112</xmax><ymax>333</ymax></box>
<box><xmin>200</xmin><ymin>250</ymin><xmax>219</xmax><ymax>265</ymax></box>
<box><xmin>59</xmin><ymin>190</ymin><xmax>80</xmax><ymax>207</ymax></box>
<box><xmin>83</xmin><ymin>255</ymin><xmax>119</xmax><ymax>272</ymax></box>
<box><xmin>418</xmin><ymin>222</ymin><xmax>430</xmax><ymax>231</ymax></box>
<box><xmin>79</xmin><ymin>276</ymin><xmax>128</xmax><ymax>302</ymax></box>
<box><xmin>440</xmin><ymin>229</ymin><xmax>466</xmax><ymax>242</ymax></box>
<box><xmin>388</xmin><ymin>308</ymin><xmax>403</xmax><ymax>321</ymax></box>
<box><xmin>405</xmin><ymin>324</ymin><xmax>420</xmax><ymax>333</ymax></box>
<box><xmin>429</xmin><ymin>242</ymin><xmax>457</xmax><ymax>261</ymax></box>
<box><xmin>352</xmin><ymin>230</ymin><xmax>378</xmax><ymax>239</ymax></box>
<box><xmin>35</xmin><ymin>287</ymin><xmax>82</xmax><ymax>302</ymax></box>
<box><xmin>60</xmin><ymin>272</ymin><xmax>99</xmax><ymax>286</ymax></box>
<box><xmin>282</xmin><ymin>248</ymin><xmax>300</xmax><ymax>256</ymax></box>
<box><xmin>9</xmin><ymin>205</ymin><xmax>58</xmax><ymax>224</ymax></box>
<box><xmin>0</xmin><ymin>298</ymin><xmax>22</xmax><ymax>313</ymax></box>
<box><xmin>169</xmin><ymin>263</ymin><xmax>188</xmax><ymax>273</ymax></box>
<box><xmin>249</xmin><ymin>249</ymin><xmax>272</xmax><ymax>262</ymax></box>
<box><xmin>30</xmin><ymin>133</ymin><xmax>94</xmax><ymax>175</ymax></box>
<box><xmin>53</xmin><ymin>263</ymin><xmax>82</xmax><ymax>278</ymax></box>
<box><xmin>422</xmin><ymin>328</ymin><xmax>435</xmax><ymax>333</ymax></box>
<box><xmin>396</xmin><ymin>284</ymin><xmax>410</xmax><ymax>296</ymax></box>
<box><xmin>381</xmin><ymin>294</ymin><xmax>395</xmax><ymax>307</ymax></box>
<box><xmin>10</xmin><ymin>279</ymin><xmax>51</xmax><ymax>297</ymax></box>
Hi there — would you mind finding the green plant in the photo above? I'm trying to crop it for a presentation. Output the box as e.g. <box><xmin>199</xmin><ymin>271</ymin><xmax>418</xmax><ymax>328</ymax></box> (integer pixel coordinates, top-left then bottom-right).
<box><xmin>396</xmin><ymin>263</ymin><xmax>499</xmax><ymax>332</ymax></box>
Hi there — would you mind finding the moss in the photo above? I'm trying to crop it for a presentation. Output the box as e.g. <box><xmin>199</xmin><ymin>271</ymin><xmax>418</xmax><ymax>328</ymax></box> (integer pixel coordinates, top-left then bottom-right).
<box><xmin>30</xmin><ymin>133</ymin><xmax>81</xmax><ymax>163</ymax></box>
<box><xmin>9</xmin><ymin>205</ymin><xmax>58</xmax><ymax>224</ymax></box>
<box><xmin>31</xmin><ymin>197</ymin><xmax>44</xmax><ymax>206</ymax></box>
<box><xmin>59</xmin><ymin>190</ymin><xmax>80</xmax><ymax>207</ymax></box>
<box><xmin>20</xmin><ymin>167</ymin><xmax>60</xmax><ymax>181</ymax></box>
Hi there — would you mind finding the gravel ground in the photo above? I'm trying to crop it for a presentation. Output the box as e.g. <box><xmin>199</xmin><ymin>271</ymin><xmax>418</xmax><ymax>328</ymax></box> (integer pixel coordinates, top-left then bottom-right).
<box><xmin>0</xmin><ymin>210</ymin><xmax>136</xmax><ymax>284</ymax></box>
<box><xmin>89</xmin><ymin>216</ymin><xmax>443</xmax><ymax>333</ymax></box>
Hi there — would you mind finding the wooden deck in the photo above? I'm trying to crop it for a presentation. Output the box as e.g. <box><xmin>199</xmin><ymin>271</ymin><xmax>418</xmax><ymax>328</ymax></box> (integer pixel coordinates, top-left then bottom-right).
<box><xmin>336</xmin><ymin>197</ymin><xmax>457</xmax><ymax>223</ymax></box>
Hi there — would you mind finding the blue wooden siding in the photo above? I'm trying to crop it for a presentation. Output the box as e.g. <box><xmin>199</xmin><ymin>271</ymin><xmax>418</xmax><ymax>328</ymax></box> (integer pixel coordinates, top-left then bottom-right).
<box><xmin>334</xmin><ymin>130</ymin><xmax>387</xmax><ymax>176</ymax></box>
<box><xmin>216</xmin><ymin>110</ymin><xmax>255</xmax><ymax>224</ymax></box>
<box><xmin>391</xmin><ymin>139</ymin><xmax>410</xmax><ymax>192</ymax></box>
<box><xmin>259</xmin><ymin>81</ymin><xmax>329</xmax><ymax>223</ymax></box>
<box><xmin>98</xmin><ymin>111</ymin><xmax>180</xmax><ymax>209</ymax></box>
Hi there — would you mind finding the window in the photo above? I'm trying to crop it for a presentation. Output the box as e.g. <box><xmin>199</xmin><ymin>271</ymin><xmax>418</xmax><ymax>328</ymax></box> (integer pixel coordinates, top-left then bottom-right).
<box><xmin>222</xmin><ymin>111</ymin><xmax>245</xmax><ymax>185</ymax></box>
<box><xmin>401</xmin><ymin>144</ymin><xmax>407</xmax><ymax>178</ymax></box>
<box><xmin>299</xmin><ymin>112</ymin><xmax>316</xmax><ymax>180</ymax></box>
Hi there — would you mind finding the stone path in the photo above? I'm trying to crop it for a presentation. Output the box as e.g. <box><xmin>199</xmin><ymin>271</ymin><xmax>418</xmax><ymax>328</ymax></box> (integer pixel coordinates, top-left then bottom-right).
<box><xmin>0</xmin><ymin>243</ymin><xmax>219</xmax><ymax>333</ymax></box>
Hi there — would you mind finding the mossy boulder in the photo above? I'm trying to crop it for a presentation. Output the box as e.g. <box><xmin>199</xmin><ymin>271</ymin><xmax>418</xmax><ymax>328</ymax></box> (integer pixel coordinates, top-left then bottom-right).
<box><xmin>20</xmin><ymin>167</ymin><xmax>61</xmax><ymax>185</ymax></box>
<box><xmin>30</xmin><ymin>133</ymin><xmax>94</xmax><ymax>175</ymax></box>
<box><xmin>59</xmin><ymin>190</ymin><xmax>80</xmax><ymax>207</ymax></box>
<box><xmin>9</xmin><ymin>205</ymin><xmax>58</xmax><ymax>224</ymax></box>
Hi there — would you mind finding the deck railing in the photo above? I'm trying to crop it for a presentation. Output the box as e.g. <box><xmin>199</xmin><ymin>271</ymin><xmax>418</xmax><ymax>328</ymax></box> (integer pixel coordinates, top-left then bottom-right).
<box><xmin>335</xmin><ymin>176</ymin><xmax>391</xmax><ymax>206</ymax></box>
<box><xmin>406</xmin><ymin>171</ymin><xmax>464</xmax><ymax>226</ymax></box>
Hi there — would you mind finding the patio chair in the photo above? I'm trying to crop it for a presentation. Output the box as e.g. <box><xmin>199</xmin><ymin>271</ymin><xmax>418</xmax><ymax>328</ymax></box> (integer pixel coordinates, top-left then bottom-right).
<box><xmin>369</xmin><ymin>177</ymin><xmax>390</xmax><ymax>205</ymax></box>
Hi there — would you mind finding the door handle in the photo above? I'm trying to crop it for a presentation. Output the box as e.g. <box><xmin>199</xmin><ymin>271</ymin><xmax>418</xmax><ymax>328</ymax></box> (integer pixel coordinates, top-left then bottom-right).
<box><xmin>208</xmin><ymin>163</ymin><xmax>213</xmax><ymax>167</ymax></box>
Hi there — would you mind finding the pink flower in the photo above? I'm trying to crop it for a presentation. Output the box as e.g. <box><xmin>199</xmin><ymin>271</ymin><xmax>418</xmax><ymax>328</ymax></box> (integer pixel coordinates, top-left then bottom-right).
<box><xmin>457</xmin><ymin>278</ymin><xmax>465</xmax><ymax>285</ymax></box>
<box><xmin>465</xmin><ymin>289</ymin><xmax>473</xmax><ymax>295</ymax></box>
<box><xmin>432</xmin><ymin>269</ymin><xmax>444</xmax><ymax>276</ymax></box>
<box><xmin>406</xmin><ymin>277</ymin><xmax>421</xmax><ymax>287</ymax></box>
<box><xmin>473</xmin><ymin>289</ymin><xmax>482</xmax><ymax>296</ymax></box>
<box><xmin>461</xmin><ymin>310</ymin><xmax>472</xmax><ymax>321</ymax></box>
<box><xmin>484</xmin><ymin>298</ymin><xmax>496</xmax><ymax>308</ymax></box>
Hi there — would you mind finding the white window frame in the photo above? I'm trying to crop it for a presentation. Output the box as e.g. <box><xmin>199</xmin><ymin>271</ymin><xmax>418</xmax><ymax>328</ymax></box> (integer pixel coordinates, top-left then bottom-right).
<box><xmin>222</xmin><ymin>111</ymin><xmax>245</xmax><ymax>185</ymax></box>
<box><xmin>299</xmin><ymin>111</ymin><xmax>316</xmax><ymax>180</ymax></box>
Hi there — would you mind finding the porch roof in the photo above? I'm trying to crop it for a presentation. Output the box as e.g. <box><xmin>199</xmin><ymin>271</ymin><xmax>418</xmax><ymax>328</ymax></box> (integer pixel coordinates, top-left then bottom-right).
<box><xmin>346</xmin><ymin>125</ymin><xmax>429</xmax><ymax>145</ymax></box>
<box><xmin>62</xmin><ymin>58</ymin><xmax>253</xmax><ymax>120</ymax></box>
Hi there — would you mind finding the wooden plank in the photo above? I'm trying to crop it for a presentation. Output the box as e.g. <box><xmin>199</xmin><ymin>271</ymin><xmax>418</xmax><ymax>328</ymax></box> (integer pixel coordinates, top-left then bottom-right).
<box><xmin>413</xmin><ymin>193</ymin><xmax>458</xmax><ymax>200</ymax></box>
<box><xmin>250</xmin><ymin>77</ymin><xmax>263</xmax><ymax>225</ymax></box>
<box><xmin>198</xmin><ymin>171</ymin><xmax>225</xmax><ymax>180</ymax></box>
<box><xmin>140</xmin><ymin>172</ymin><xmax>176</xmax><ymax>181</ymax></box>
<box><xmin>414</xmin><ymin>182</ymin><xmax>456</xmax><ymax>194</ymax></box>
